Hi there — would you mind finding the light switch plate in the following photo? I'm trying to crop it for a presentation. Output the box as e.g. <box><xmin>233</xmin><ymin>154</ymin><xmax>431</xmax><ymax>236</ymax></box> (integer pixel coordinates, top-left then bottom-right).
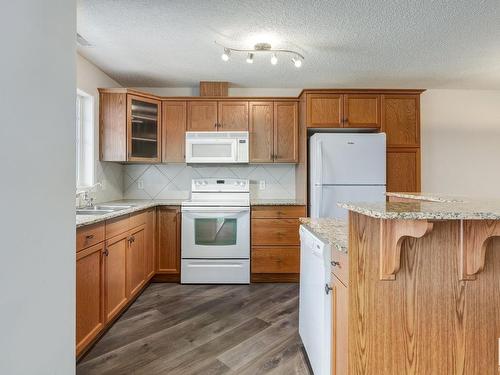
<box><xmin>138</xmin><ymin>179</ymin><xmax>144</xmax><ymax>190</ymax></box>
<box><xmin>259</xmin><ymin>180</ymin><xmax>266</xmax><ymax>190</ymax></box>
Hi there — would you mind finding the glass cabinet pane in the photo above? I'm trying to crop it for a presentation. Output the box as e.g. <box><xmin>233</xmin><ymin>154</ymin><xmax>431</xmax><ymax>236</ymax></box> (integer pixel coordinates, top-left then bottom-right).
<box><xmin>130</xmin><ymin>99</ymin><xmax>158</xmax><ymax>159</ymax></box>
<box><xmin>194</xmin><ymin>218</ymin><xmax>237</xmax><ymax>246</ymax></box>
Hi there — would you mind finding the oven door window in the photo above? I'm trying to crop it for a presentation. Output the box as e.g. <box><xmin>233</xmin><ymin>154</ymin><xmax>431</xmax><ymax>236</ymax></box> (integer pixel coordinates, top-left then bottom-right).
<box><xmin>194</xmin><ymin>218</ymin><xmax>237</xmax><ymax>246</ymax></box>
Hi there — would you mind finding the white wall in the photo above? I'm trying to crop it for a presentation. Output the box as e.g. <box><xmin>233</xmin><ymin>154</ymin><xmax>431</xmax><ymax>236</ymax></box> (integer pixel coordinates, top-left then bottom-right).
<box><xmin>0</xmin><ymin>2</ymin><xmax>76</xmax><ymax>374</ymax></box>
<box><xmin>421</xmin><ymin>90</ymin><xmax>500</xmax><ymax>199</ymax></box>
<box><xmin>77</xmin><ymin>54</ymin><xmax>123</xmax><ymax>203</ymax></box>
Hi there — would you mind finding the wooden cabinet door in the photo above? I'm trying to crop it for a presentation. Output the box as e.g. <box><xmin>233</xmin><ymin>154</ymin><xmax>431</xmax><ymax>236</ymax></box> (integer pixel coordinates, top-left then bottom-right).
<box><xmin>187</xmin><ymin>101</ymin><xmax>218</xmax><ymax>131</ymax></box>
<box><xmin>162</xmin><ymin>101</ymin><xmax>186</xmax><ymax>162</ymax></box>
<box><xmin>157</xmin><ymin>207</ymin><xmax>181</xmax><ymax>274</ymax></box>
<box><xmin>343</xmin><ymin>94</ymin><xmax>381</xmax><ymax>128</ymax></box>
<box><xmin>306</xmin><ymin>94</ymin><xmax>343</xmax><ymax>128</ymax></box>
<box><xmin>104</xmin><ymin>232</ymin><xmax>128</xmax><ymax>322</ymax></box>
<box><xmin>249</xmin><ymin>101</ymin><xmax>274</xmax><ymax>163</ymax></box>
<box><xmin>144</xmin><ymin>209</ymin><xmax>156</xmax><ymax>280</ymax></box>
<box><xmin>76</xmin><ymin>242</ymin><xmax>105</xmax><ymax>356</ymax></box>
<box><xmin>382</xmin><ymin>95</ymin><xmax>420</xmax><ymax>147</ymax></box>
<box><xmin>387</xmin><ymin>147</ymin><xmax>420</xmax><ymax>192</ymax></box>
<box><xmin>274</xmin><ymin>102</ymin><xmax>298</xmax><ymax>163</ymax></box>
<box><xmin>127</xmin><ymin>225</ymin><xmax>146</xmax><ymax>297</ymax></box>
<box><xmin>127</xmin><ymin>94</ymin><xmax>161</xmax><ymax>162</ymax></box>
<box><xmin>331</xmin><ymin>274</ymin><xmax>348</xmax><ymax>375</ymax></box>
<box><xmin>218</xmin><ymin>101</ymin><xmax>249</xmax><ymax>131</ymax></box>
<box><xmin>251</xmin><ymin>219</ymin><xmax>301</xmax><ymax>246</ymax></box>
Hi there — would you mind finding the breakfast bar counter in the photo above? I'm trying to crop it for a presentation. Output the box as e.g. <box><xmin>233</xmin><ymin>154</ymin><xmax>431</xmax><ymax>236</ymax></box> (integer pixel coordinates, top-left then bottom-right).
<box><xmin>336</xmin><ymin>195</ymin><xmax>500</xmax><ymax>374</ymax></box>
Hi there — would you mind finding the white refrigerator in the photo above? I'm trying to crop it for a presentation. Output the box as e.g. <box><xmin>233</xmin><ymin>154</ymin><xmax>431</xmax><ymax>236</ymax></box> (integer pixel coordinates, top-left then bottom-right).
<box><xmin>309</xmin><ymin>133</ymin><xmax>386</xmax><ymax>219</ymax></box>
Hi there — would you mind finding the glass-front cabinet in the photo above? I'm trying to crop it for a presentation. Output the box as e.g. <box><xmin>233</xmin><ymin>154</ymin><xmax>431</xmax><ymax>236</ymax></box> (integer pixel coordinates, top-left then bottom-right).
<box><xmin>127</xmin><ymin>95</ymin><xmax>161</xmax><ymax>162</ymax></box>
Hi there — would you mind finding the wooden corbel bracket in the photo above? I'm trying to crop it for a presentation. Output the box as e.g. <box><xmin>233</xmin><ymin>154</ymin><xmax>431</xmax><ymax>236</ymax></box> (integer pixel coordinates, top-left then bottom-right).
<box><xmin>379</xmin><ymin>219</ymin><xmax>434</xmax><ymax>280</ymax></box>
<box><xmin>460</xmin><ymin>220</ymin><xmax>500</xmax><ymax>280</ymax></box>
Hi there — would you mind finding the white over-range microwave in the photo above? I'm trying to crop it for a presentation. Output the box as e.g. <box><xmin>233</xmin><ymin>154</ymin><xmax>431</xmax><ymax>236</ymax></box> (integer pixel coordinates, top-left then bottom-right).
<box><xmin>185</xmin><ymin>131</ymin><xmax>249</xmax><ymax>163</ymax></box>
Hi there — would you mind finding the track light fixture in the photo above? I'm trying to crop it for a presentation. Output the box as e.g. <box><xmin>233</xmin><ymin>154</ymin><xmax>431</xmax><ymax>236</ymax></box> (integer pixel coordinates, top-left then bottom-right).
<box><xmin>215</xmin><ymin>41</ymin><xmax>304</xmax><ymax>68</ymax></box>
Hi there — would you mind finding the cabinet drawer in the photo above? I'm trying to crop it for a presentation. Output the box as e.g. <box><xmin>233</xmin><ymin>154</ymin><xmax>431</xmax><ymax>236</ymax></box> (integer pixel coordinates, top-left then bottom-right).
<box><xmin>251</xmin><ymin>247</ymin><xmax>300</xmax><ymax>273</ymax></box>
<box><xmin>106</xmin><ymin>215</ymin><xmax>130</xmax><ymax>239</ymax></box>
<box><xmin>251</xmin><ymin>219</ymin><xmax>301</xmax><ymax>246</ymax></box>
<box><xmin>251</xmin><ymin>205</ymin><xmax>306</xmax><ymax>219</ymax></box>
<box><xmin>130</xmin><ymin>209</ymin><xmax>150</xmax><ymax>229</ymax></box>
<box><xmin>331</xmin><ymin>249</ymin><xmax>349</xmax><ymax>286</ymax></box>
<box><xmin>76</xmin><ymin>223</ymin><xmax>105</xmax><ymax>252</ymax></box>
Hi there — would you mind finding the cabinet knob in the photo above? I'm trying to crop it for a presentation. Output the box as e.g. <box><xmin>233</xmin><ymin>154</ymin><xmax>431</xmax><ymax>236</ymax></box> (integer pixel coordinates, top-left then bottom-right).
<box><xmin>325</xmin><ymin>284</ymin><xmax>333</xmax><ymax>295</ymax></box>
<box><xmin>103</xmin><ymin>248</ymin><xmax>109</xmax><ymax>256</ymax></box>
<box><xmin>331</xmin><ymin>261</ymin><xmax>340</xmax><ymax>267</ymax></box>
<box><xmin>85</xmin><ymin>234</ymin><xmax>94</xmax><ymax>240</ymax></box>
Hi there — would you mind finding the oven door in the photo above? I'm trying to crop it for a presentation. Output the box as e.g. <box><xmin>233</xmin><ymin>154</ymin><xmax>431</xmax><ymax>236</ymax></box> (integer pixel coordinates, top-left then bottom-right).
<box><xmin>185</xmin><ymin>138</ymin><xmax>238</xmax><ymax>163</ymax></box>
<box><xmin>181</xmin><ymin>206</ymin><xmax>250</xmax><ymax>258</ymax></box>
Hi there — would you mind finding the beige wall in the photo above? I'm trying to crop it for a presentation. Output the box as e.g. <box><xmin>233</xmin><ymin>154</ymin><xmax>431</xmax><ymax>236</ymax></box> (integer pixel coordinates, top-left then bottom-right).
<box><xmin>77</xmin><ymin>54</ymin><xmax>124</xmax><ymax>202</ymax></box>
<box><xmin>421</xmin><ymin>89</ymin><xmax>500</xmax><ymax>199</ymax></box>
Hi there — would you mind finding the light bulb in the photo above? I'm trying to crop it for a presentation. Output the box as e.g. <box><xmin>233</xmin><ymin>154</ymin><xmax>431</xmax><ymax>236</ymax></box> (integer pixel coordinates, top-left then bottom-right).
<box><xmin>270</xmin><ymin>53</ymin><xmax>278</xmax><ymax>65</ymax></box>
<box><xmin>221</xmin><ymin>48</ymin><xmax>230</xmax><ymax>62</ymax></box>
<box><xmin>246</xmin><ymin>53</ymin><xmax>254</xmax><ymax>64</ymax></box>
<box><xmin>292</xmin><ymin>57</ymin><xmax>302</xmax><ymax>68</ymax></box>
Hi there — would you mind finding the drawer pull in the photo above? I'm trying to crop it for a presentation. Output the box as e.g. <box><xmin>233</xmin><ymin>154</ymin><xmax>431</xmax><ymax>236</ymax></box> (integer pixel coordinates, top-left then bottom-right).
<box><xmin>85</xmin><ymin>234</ymin><xmax>94</xmax><ymax>240</ymax></box>
<box><xmin>331</xmin><ymin>261</ymin><xmax>340</xmax><ymax>267</ymax></box>
<box><xmin>325</xmin><ymin>283</ymin><xmax>333</xmax><ymax>295</ymax></box>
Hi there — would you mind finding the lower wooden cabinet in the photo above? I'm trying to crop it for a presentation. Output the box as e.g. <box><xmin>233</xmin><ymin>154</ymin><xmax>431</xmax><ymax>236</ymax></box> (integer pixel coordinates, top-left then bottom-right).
<box><xmin>156</xmin><ymin>206</ymin><xmax>181</xmax><ymax>280</ymax></box>
<box><xmin>126</xmin><ymin>224</ymin><xmax>146</xmax><ymax>297</ymax></box>
<box><xmin>76</xmin><ymin>242</ymin><xmax>105</xmax><ymax>355</ymax></box>
<box><xmin>104</xmin><ymin>231</ymin><xmax>128</xmax><ymax>322</ymax></box>
<box><xmin>331</xmin><ymin>274</ymin><xmax>348</xmax><ymax>375</ymax></box>
<box><xmin>251</xmin><ymin>205</ymin><xmax>306</xmax><ymax>282</ymax></box>
<box><xmin>144</xmin><ymin>209</ymin><xmax>156</xmax><ymax>279</ymax></box>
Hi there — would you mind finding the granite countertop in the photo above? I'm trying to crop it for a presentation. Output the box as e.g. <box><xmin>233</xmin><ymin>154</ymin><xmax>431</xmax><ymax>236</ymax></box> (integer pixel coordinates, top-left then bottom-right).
<box><xmin>300</xmin><ymin>218</ymin><xmax>348</xmax><ymax>253</ymax></box>
<box><xmin>386</xmin><ymin>192</ymin><xmax>467</xmax><ymax>203</ymax></box>
<box><xmin>77</xmin><ymin>198</ymin><xmax>306</xmax><ymax>228</ymax></box>
<box><xmin>339</xmin><ymin>199</ymin><xmax>500</xmax><ymax>220</ymax></box>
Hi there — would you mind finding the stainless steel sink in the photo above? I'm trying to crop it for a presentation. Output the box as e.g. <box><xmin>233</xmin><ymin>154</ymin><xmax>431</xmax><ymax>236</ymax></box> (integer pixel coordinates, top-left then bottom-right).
<box><xmin>76</xmin><ymin>204</ymin><xmax>135</xmax><ymax>216</ymax></box>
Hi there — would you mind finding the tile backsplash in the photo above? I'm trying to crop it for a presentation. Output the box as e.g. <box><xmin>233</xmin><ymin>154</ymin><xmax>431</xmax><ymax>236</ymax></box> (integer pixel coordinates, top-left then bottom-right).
<box><xmin>123</xmin><ymin>164</ymin><xmax>296</xmax><ymax>200</ymax></box>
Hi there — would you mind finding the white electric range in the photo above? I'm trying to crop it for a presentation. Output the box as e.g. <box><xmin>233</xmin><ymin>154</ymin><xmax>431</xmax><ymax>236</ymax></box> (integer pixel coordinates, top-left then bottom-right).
<box><xmin>181</xmin><ymin>178</ymin><xmax>250</xmax><ymax>284</ymax></box>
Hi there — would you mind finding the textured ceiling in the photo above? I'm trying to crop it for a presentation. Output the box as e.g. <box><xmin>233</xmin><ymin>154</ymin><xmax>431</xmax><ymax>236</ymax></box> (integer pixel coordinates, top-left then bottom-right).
<box><xmin>77</xmin><ymin>0</ymin><xmax>500</xmax><ymax>89</ymax></box>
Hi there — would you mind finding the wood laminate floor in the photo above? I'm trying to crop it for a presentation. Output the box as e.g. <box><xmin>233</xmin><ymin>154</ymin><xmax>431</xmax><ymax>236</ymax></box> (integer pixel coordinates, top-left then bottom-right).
<box><xmin>77</xmin><ymin>283</ymin><xmax>312</xmax><ymax>375</ymax></box>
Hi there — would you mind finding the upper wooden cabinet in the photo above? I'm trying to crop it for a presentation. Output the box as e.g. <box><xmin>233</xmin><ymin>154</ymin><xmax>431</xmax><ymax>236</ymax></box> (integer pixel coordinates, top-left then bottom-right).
<box><xmin>382</xmin><ymin>94</ymin><xmax>420</xmax><ymax>147</ymax></box>
<box><xmin>306</xmin><ymin>93</ymin><xmax>343</xmax><ymax>128</ymax></box>
<box><xmin>218</xmin><ymin>101</ymin><xmax>249</xmax><ymax>131</ymax></box>
<box><xmin>187</xmin><ymin>101</ymin><xmax>218</xmax><ymax>131</ymax></box>
<box><xmin>187</xmin><ymin>100</ymin><xmax>249</xmax><ymax>131</ymax></box>
<box><xmin>162</xmin><ymin>101</ymin><xmax>186</xmax><ymax>162</ymax></box>
<box><xmin>249</xmin><ymin>101</ymin><xmax>298</xmax><ymax>163</ymax></box>
<box><xmin>306</xmin><ymin>93</ymin><xmax>381</xmax><ymax>129</ymax></box>
<box><xmin>274</xmin><ymin>102</ymin><xmax>298</xmax><ymax>162</ymax></box>
<box><xmin>386</xmin><ymin>147</ymin><xmax>420</xmax><ymax>192</ymax></box>
<box><xmin>343</xmin><ymin>94</ymin><xmax>381</xmax><ymax>128</ymax></box>
<box><xmin>99</xmin><ymin>90</ymin><xmax>161</xmax><ymax>163</ymax></box>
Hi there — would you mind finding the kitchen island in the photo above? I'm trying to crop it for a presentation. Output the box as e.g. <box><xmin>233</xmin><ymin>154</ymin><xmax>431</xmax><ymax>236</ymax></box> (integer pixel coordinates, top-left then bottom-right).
<box><xmin>337</xmin><ymin>194</ymin><xmax>500</xmax><ymax>374</ymax></box>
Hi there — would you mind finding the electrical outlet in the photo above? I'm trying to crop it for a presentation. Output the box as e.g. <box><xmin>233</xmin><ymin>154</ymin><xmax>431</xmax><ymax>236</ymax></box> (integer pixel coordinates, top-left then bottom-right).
<box><xmin>259</xmin><ymin>180</ymin><xmax>266</xmax><ymax>190</ymax></box>
<box><xmin>138</xmin><ymin>179</ymin><xmax>144</xmax><ymax>190</ymax></box>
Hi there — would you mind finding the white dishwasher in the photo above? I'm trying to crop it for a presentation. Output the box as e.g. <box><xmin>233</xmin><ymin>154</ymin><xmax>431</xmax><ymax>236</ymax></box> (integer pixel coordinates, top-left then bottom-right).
<box><xmin>299</xmin><ymin>225</ymin><xmax>331</xmax><ymax>375</ymax></box>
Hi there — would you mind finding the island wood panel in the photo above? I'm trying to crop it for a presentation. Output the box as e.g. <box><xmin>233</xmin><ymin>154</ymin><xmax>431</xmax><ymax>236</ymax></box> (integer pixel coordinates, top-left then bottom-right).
<box><xmin>99</xmin><ymin>92</ymin><xmax>127</xmax><ymax>161</ymax></box>
<box><xmin>306</xmin><ymin>93</ymin><xmax>343</xmax><ymax>128</ymax></box>
<box><xmin>331</xmin><ymin>273</ymin><xmax>348</xmax><ymax>375</ymax></box>
<box><xmin>249</xmin><ymin>101</ymin><xmax>274</xmax><ymax>163</ymax></box>
<box><xmin>382</xmin><ymin>94</ymin><xmax>420</xmax><ymax>147</ymax></box>
<box><xmin>251</xmin><ymin>219</ymin><xmax>301</xmax><ymax>246</ymax></box>
<box><xmin>104</xmin><ymin>232</ymin><xmax>128</xmax><ymax>322</ymax></box>
<box><xmin>251</xmin><ymin>246</ymin><xmax>300</xmax><ymax>273</ymax></box>
<box><xmin>274</xmin><ymin>101</ymin><xmax>298</xmax><ymax>162</ymax></box>
<box><xmin>387</xmin><ymin>147</ymin><xmax>420</xmax><ymax>192</ymax></box>
<box><xmin>343</xmin><ymin>94</ymin><xmax>381</xmax><ymax>128</ymax></box>
<box><xmin>162</xmin><ymin>101</ymin><xmax>186</xmax><ymax>162</ymax></box>
<box><xmin>348</xmin><ymin>212</ymin><xmax>500</xmax><ymax>374</ymax></box>
<box><xmin>76</xmin><ymin>242</ymin><xmax>105</xmax><ymax>356</ymax></box>
<box><xmin>156</xmin><ymin>207</ymin><xmax>181</xmax><ymax>281</ymax></box>
<box><xmin>218</xmin><ymin>101</ymin><xmax>249</xmax><ymax>131</ymax></box>
<box><xmin>187</xmin><ymin>101</ymin><xmax>218</xmax><ymax>131</ymax></box>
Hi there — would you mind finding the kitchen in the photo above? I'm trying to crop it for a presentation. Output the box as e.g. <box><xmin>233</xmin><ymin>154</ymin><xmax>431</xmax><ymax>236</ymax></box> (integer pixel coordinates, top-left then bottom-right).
<box><xmin>3</xmin><ymin>1</ymin><xmax>500</xmax><ymax>375</ymax></box>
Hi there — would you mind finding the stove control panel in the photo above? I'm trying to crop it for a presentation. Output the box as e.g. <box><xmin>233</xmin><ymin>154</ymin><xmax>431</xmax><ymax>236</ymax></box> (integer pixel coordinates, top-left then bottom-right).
<box><xmin>191</xmin><ymin>178</ymin><xmax>249</xmax><ymax>193</ymax></box>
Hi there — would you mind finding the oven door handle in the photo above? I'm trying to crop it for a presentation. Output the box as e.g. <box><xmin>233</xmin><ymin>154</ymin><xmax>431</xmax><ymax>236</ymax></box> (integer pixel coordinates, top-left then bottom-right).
<box><xmin>181</xmin><ymin>206</ymin><xmax>250</xmax><ymax>213</ymax></box>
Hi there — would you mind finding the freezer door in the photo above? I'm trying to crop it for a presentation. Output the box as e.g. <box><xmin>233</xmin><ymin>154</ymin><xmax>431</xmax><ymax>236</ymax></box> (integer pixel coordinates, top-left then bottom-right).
<box><xmin>312</xmin><ymin>185</ymin><xmax>386</xmax><ymax>219</ymax></box>
<box><xmin>310</xmin><ymin>133</ymin><xmax>386</xmax><ymax>185</ymax></box>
